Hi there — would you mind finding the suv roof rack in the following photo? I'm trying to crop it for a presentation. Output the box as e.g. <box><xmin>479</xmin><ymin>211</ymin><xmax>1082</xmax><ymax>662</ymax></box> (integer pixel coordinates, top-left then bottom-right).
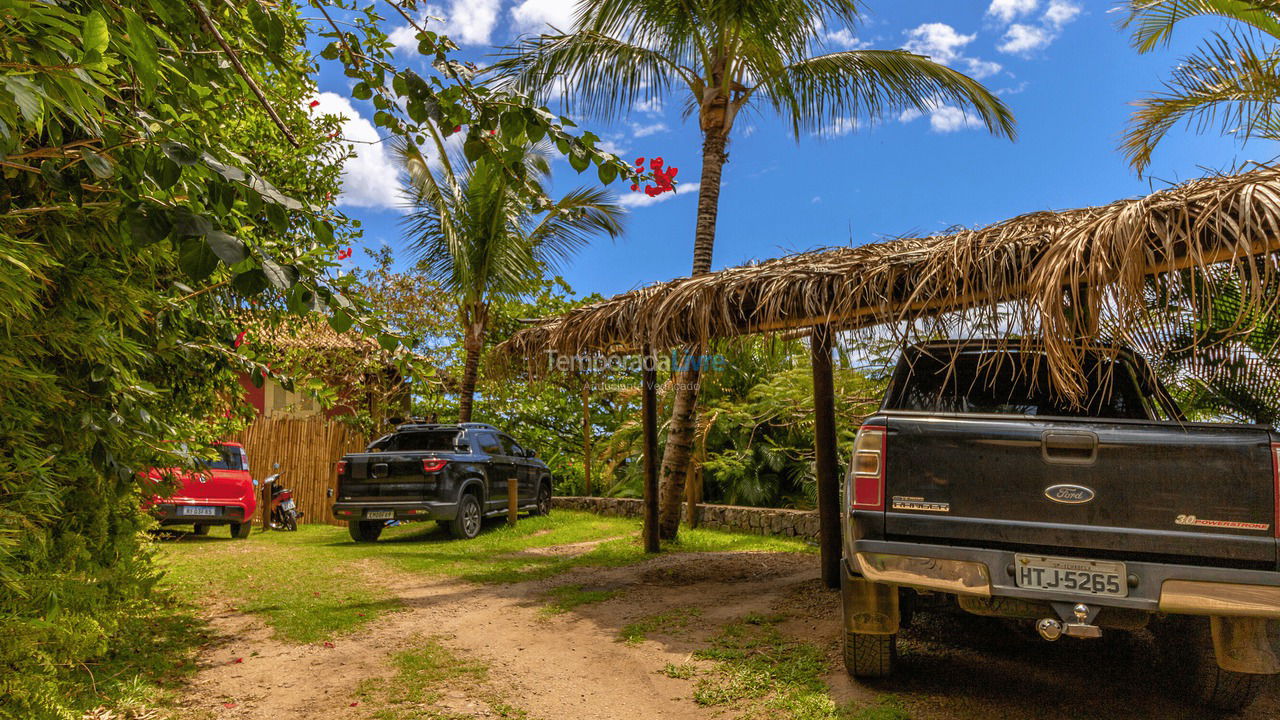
<box><xmin>457</xmin><ymin>422</ymin><xmax>498</xmax><ymax>430</ymax></box>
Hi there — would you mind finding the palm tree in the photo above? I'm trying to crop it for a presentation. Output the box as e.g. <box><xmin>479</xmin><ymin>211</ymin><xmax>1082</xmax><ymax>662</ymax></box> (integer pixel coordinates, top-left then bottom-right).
<box><xmin>1121</xmin><ymin>1</ymin><xmax>1280</xmax><ymax>173</ymax></box>
<box><xmin>399</xmin><ymin>127</ymin><xmax>624</xmax><ymax>422</ymax></box>
<box><xmin>497</xmin><ymin>0</ymin><xmax>1015</xmax><ymax>538</ymax></box>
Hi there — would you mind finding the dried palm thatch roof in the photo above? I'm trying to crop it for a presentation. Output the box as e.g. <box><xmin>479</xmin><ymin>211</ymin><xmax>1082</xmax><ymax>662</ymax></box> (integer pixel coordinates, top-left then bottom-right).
<box><xmin>499</xmin><ymin>165</ymin><xmax>1280</xmax><ymax>401</ymax></box>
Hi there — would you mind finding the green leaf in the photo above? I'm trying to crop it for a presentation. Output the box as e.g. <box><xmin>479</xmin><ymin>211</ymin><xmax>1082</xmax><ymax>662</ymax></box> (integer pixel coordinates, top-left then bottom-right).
<box><xmin>596</xmin><ymin>161</ymin><xmax>617</xmax><ymax>185</ymax></box>
<box><xmin>169</xmin><ymin>208</ymin><xmax>211</xmax><ymax>238</ymax></box>
<box><xmin>81</xmin><ymin>149</ymin><xmax>113</xmax><ymax>179</ymax></box>
<box><xmin>266</xmin><ymin>203</ymin><xmax>288</xmax><ymax>233</ymax></box>
<box><xmin>2</xmin><ymin>77</ymin><xmax>41</xmax><ymax>122</ymax></box>
<box><xmin>525</xmin><ymin>115</ymin><xmax>546</xmax><ymax>143</ymax></box>
<box><xmin>286</xmin><ymin>285</ymin><xmax>314</xmax><ymax>315</ymax></box>
<box><xmin>328</xmin><ymin>309</ymin><xmax>353</xmax><ymax>333</ymax></box>
<box><xmin>178</xmin><ymin>238</ymin><xmax>218</xmax><ymax>281</ymax></box>
<box><xmin>152</xmin><ymin>157</ymin><xmax>181</xmax><ymax>189</ymax></box>
<box><xmin>126</xmin><ymin>208</ymin><xmax>171</xmax><ymax>246</ymax></box>
<box><xmin>568</xmin><ymin>149</ymin><xmax>590</xmax><ymax>173</ymax></box>
<box><xmin>377</xmin><ymin>334</ymin><xmax>399</xmax><ymax>351</ymax></box>
<box><xmin>206</xmin><ymin>230</ymin><xmax>247</xmax><ymax>265</ymax></box>
<box><xmin>312</xmin><ymin>218</ymin><xmax>334</xmax><ymax>244</ymax></box>
<box><xmin>82</xmin><ymin>11</ymin><xmax>109</xmax><ymax>58</ymax></box>
<box><xmin>261</xmin><ymin>258</ymin><xmax>297</xmax><ymax>291</ymax></box>
<box><xmin>231</xmin><ymin>268</ymin><xmax>269</xmax><ymax>296</ymax></box>
<box><xmin>162</xmin><ymin>141</ymin><xmax>199</xmax><ymax>166</ymax></box>
<box><xmin>352</xmin><ymin>82</ymin><xmax>372</xmax><ymax>100</ymax></box>
<box><xmin>500</xmin><ymin>110</ymin><xmax>526</xmax><ymax>138</ymax></box>
<box><xmin>463</xmin><ymin>138</ymin><xmax>485</xmax><ymax>163</ymax></box>
<box><xmin>123</xmin><ymin>9</ymin><xmax>159</xmax><ymax>97</ymax></box>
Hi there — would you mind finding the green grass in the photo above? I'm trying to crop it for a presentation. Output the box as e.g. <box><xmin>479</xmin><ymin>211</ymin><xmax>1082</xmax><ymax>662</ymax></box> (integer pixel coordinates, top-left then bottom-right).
<box><xmin>617</xmin><ymin>607</ymin><xmax>702</xmax><ymax>645</ymax></box>
<box><xmin>356</xmin><ymin>637</ymin><xmax>528</xmax><ymax>720</ymax></box>
<box><xmin>541</xmin><ymin>584</ymin><xmax>622</xmax><ymax>615</ymax></box>
<box><xmin>660</xmin><ymin>662</ymin><xmax>698</xmax><ymax>679</ymax></box>
<box><xmin>687</xmin><ymin>613</ymin><xmax>910</xmax><ymax>720</ymax></box>
<box><xmin>156</xmin><ymin>511</ymin><xmax>809</xmax><ymax>643</ymax></box>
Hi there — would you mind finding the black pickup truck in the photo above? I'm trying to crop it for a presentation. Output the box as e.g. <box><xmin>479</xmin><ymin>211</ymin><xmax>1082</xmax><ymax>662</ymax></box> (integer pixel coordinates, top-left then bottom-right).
<box><xmin>842</xmin><ymin>341</ymin><xmax>1279</xmax><ymax>710</ymax></box>
<box><xmin>332</xmin><ymin>422</ymin><xmax>553</xmax><ymax>542</ymax></box>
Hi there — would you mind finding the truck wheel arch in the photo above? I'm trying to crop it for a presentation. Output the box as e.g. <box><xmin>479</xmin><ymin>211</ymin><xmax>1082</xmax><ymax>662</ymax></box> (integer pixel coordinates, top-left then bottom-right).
<box><xmin>458</xmin><ymin>477</ymin><xmax>486</xmax><ymax>505</ymax></box>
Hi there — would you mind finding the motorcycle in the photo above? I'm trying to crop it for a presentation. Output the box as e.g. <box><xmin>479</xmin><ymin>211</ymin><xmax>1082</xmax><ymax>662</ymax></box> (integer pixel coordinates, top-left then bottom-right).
<box><xmin>261</xmin><ymin>463</ymin><xmax>302</xmax><ymax>531</ymax></box>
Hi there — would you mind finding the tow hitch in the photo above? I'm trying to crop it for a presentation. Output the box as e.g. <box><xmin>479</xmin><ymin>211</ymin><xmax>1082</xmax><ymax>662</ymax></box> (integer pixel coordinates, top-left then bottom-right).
<box><xmin>1037</xmin><ymin>603</ymin><xmax>1102</xmax><ymax>641</ymax></box>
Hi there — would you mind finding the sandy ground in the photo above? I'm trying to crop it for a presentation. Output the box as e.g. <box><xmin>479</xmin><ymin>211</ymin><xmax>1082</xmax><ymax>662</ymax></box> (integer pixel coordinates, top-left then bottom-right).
<box><xmin>178</xmin><ymin>546</ymin><xmax>1279</xmax><ymax>720</ymax></box>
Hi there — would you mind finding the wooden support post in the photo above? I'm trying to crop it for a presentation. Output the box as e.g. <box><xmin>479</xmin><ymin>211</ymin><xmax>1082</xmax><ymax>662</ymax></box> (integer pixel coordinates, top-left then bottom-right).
<box><xmin>641</xmin><ymin>345</ymin><xmax>661</xmax><ymax>553</ymax></box>
<box><xmin>811</xmin><ymin>325</ymin><xmax>842</xmax><ymax>589</ymax></box>
<box><xmin>508</xmin><ymin>471</ymin><xmax>518</xmax><ymax>526</ymax></box>
<box><xmin>581</xmin><ymin>375</ymin><xmax>593</xmax><ymax>496</ymax></box>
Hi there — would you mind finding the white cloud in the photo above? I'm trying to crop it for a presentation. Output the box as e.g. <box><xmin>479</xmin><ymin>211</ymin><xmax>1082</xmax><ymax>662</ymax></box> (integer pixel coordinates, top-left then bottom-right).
<box><xmin>987</xmin><ymin>0</ymin><xmax>1038</xmax><ymax>24</ymax></box>
<box><xmin>389</xmin><ymin>0</ymin><xmax>501</xmax><ymax>51</ymax></box>
<box><xmin>311</xmin><ymin>92</ymin><xmax>403</xmax><ymax>210</ymax></box>
<box><xmin>997</xmin><ymin>23</ymin><xmax>1052</xmax><ymax>54</ymax></box>
<box><xmin>811</xmin><ymin>196</ymin><xmax>822</xmax><ymax>204</ymax></box>
<box><xmin>898</xmin><ymin>108</ymin><xmax>925</xmax><ymax>123</ymax></box>
<box><xmin>963</xmin><ymin>57</ymin><xmax>1004</xmax><ymax>79</ymax></box>
<box><xmin>1044</xmin><ymin>0</ymin><xmax>1081</xmax><ymax>28</ymax></box>
<box><xmin>633</xmin><ymin>97</ymin><xmax>664</xmax><ymax>115</ymax></box>
<box><xmin>822</xmin><ymin>27</ymin><xmax>871</xmax><ymax>50</ymax></box>
<box><xmin>632</xmin><ymin>122</ymin><xmax>668</xmax><ymax>138</ymax></box>
<box><xmin>929</xmin><ymin>106</ymin><xmax>985</xmax><ymax>133</ymax></box>
<box><xmin>815</xmin><ymin>117</ymin><xmax>861</xmax><ymax>138</ymax></box>
<box><xmin>618</xmin><ymin>181</ymin><xmax>700</xmax><ymax>208</ymax></box>
<box><xmin>510</xmin><ymin>0</ymin><xmax>578</xmax><ymax>33</ymax></box>
<box><xmin>903</xmin><ymin>23</ymin><xmax>975</xmax><ymax>64</ymax></box>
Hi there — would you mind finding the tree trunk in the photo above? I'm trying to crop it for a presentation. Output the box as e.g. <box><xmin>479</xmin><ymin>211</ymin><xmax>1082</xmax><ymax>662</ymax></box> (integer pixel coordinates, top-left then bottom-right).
<box><xmin>457</xmin><ymin>321</ymin><xmax>484</xmax><ymax>423</ymax></box>
<box><xmin>657</xmin><ymin>130</ymin><xmax>728</xmax><ymax>540</ymax></box>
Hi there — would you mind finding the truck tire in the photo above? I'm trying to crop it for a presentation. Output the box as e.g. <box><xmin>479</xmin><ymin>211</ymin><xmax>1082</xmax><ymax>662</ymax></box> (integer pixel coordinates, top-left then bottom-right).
<box><xmin>843</xmin><ymin>630</ymin><xmax>896</xmax><ymax>678</ymax></box>
<box><xmin>448</xmin><ymin>493</ymin><xmax>482</xmax><ymax>540</ymax></box>
<box><xmin>348</xmin><ymin>520</ymin><xmax>383</xmax><ymax>543</ymax></box>
<box><xmin>192</xmin><ymin>524</ymin><xmax>209</xmax><ymax>536</ymax></box>
<box><xmin>230</xmin><ymin>522</ymin><xmax>252</xmax><ymax>539</ymax></box>
<box><xmin>531</xmin><ymin>482</ymin><xmax>552</xmax><ymax>516</ymax></box>
<box><xmin>1180</xmin><ymin>618</ymin><xmax>1265</xmax><ymax>711</ymax></box>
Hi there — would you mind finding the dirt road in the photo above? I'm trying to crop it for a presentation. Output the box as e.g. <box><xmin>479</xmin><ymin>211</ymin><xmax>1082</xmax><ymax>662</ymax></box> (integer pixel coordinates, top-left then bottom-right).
<box><xmin>179</xmin><ymin>550</ymin><xmax>1279</xmax><ymax>720</ymax></box>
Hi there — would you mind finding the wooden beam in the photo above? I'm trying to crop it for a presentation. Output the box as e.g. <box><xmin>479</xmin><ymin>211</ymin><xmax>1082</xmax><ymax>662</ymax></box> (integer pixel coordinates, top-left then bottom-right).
<box><xmin>641</xmin><ymin>345</ymin><xmax>661</xmax><ymax>553</ymax></box>
<box><xmin>810</xmin><ymin>325</ymin><xmax>842</xmax><ymax>590</ymax></box>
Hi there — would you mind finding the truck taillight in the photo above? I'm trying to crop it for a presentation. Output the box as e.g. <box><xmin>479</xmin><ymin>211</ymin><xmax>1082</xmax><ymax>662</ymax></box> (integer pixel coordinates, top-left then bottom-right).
<box><xmin>422</xmin><ymin>458</ymin><xmax>448</xmax><ymax>474</ymax></box>
<box><xmin>1272</xmin><ymin>443</ymin><xmax>1279</xmax><ymax>539</ymax></box>
<box><xmin>335</xmin><ymin>460</ymin><xmax>348</xmax><ymax>477</ymax></box>
<box><xmin>849</xmin><ymin>425</ymin><xmax>886</xmax><ymax>511</ymax></box>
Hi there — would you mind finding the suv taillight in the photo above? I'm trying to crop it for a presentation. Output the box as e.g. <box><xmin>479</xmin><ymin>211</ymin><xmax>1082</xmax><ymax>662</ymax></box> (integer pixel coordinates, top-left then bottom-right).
<box><xmin>849</xmin><ymin>424</ymin><xmax>886</xmax><ymax>511</ymax></box>
<box><xmin>422</xmin><ymin>458</ymin><xmax>447</xmax><ymax>474</ymax></box>
<box><xmin>1272</xmin><ymin>443</ymin><xmax>1279</xmax><ymax>539</ymax></box>
<box><xmin>336</xmin><ymin>460</ymin><xmax>348</xmax><ymax>478</ymax></box>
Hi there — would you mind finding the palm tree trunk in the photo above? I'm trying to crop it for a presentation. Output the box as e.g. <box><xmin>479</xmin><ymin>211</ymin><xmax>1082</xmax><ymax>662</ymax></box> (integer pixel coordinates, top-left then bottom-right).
<box><xmin>657</xmin><ymin>130</ymin><xmax>728</xmax><ymax>539</ymax></box>
<box><xmin>457</xmin><ymin>321</ymin><xmax>484</xmax><ymax>423</ymax></box>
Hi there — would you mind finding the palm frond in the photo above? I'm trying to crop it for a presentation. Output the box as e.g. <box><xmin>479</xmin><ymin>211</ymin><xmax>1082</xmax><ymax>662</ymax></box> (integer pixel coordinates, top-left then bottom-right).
<box><xmin>527</xmin><ymin>187</ymin><xmax>625</xmax><ymax>272</ymax></box>
<box><xmin>1121</xmin><ymin>30</ymin><xmax>1280</xmax><ymax>172</ymax></box>
<box><xmin>761</xmin><ymin>50</ymin><xmax>1016</xmax><ymax>139</ymax></box>
<box><xmin>1122</xmin><ymin>0</ymin><xmax>1280</xmax><ymax>52</ymax></box>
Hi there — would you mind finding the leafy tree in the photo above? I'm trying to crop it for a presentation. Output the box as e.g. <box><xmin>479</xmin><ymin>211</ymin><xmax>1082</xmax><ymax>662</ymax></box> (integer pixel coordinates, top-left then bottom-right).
<box><xmin>497</xmin><ymin>0</ymin><xmax>1015</xmax><ymax>538</ymax></box>
<box><xmin>398</xmin><ymin>130</ymin><xmax>624</xmax><ymax>421</ymax></box>
<box><xmin>1121</xmin><ymin>0</ymin><xmax>1280</xmax><ymax>172</ymax></box>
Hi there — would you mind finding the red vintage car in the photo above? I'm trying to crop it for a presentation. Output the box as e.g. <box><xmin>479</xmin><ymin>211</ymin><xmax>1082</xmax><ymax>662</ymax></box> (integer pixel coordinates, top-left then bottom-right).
<box><xmin>147</xmin><ymin>442</ymin><xmax>257</xmax><ymax>538</ymax></box>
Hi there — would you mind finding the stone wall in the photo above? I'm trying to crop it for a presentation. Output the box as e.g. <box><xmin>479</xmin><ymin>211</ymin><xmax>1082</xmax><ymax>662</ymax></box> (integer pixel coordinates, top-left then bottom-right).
<box><xmin>552</xmin><ymin>496</ymin><xmax>820</xmax><ymax>540</ymax></box>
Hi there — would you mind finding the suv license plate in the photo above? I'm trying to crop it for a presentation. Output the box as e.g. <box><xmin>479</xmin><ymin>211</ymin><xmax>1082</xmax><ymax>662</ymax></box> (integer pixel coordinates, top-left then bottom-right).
<box><xmin>181</xmin><ymin>506</ymin><xmax>217</xmax><ymax>516</ymax></box>
<box><xmin>1013</xmin><ymin>554</ymin><xmax>1127</xmax><ymax>598</ymax></box>
<box><xmin>365</xmin><ymin>510</ymin><xmax>394</xmax><ymax>520</ymax></box>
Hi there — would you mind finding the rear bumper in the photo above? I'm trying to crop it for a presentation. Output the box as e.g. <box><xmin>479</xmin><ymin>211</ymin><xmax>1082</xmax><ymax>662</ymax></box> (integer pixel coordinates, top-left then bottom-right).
<box><xmin>153</xmin><ymin>503</ymin><xmax>249</xmax><ymax>526</ymax></box>
<box><xmin>850</xmin><ymin>539</ymin><xmax>1280</xmax><ymax>618</ymax></box>
<box><xmin>332</xmin><ymin>500</ymin><xmax>457</xmax><ymax>523</ymax></box>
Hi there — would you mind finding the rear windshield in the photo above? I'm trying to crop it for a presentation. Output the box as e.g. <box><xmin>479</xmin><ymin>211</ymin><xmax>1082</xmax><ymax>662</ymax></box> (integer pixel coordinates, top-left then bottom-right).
<box><xmin>206</xmin><ymin>444</ymin><xmax>248</xmax><ymax>471</ymax></box>
<box><xmin>884</xmin><ymin>349</ymin><xmax>1157</xmax><ymax>420</ymax></box>
<box><xmin>367</xmin><ymin>430</ymin><xmax>459</xmax><ymax>452</ymax></box>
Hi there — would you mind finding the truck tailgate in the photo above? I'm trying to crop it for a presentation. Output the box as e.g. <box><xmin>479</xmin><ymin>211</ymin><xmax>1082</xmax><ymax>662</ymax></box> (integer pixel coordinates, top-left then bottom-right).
<box><xmin>341</xmin><ymin>452</ymin><xmax>435</xmax><ymax>501</ymax></box>
<box><xmin>883</xmin><ymin>414</ymin><xmax>1277</xmax><ymax>566</ymax></box>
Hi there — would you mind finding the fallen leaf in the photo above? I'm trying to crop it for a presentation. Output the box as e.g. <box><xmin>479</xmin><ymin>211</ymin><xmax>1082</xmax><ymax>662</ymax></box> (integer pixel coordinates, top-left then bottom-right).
<box><xmin>232</xmin><ymin>657</ymin><xmax>244</xmax><ymax>664</ymax></box>
<box><xmin>323</xmin><ymin>641</ymin><xmax>335</xmax><ymax>648</ymax></box>
<box><xmin>349</xmin><ymin>702</ymin><xmax>359</xmax><ymax>707</ymax></box>
<box><xmin>223</xmin><ymin>702</ymin><xmax>237</xmax><ymax>708</ymax></box>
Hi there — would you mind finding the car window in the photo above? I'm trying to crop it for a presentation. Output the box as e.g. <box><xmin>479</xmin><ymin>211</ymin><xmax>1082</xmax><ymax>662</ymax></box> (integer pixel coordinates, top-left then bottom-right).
<box><xmin>475</xmin><ymin>431</ymin><xmax>502</xmax><ymax>454</ymax></box>
<box><xmin>208</xmin><ymin>444</ymin><xmax>248</xmax><ymax>471</ymax></box>
<box><xmin>500</xmin><ymin>435</ymin><xmax>525</xmax><ymax>457</ymax></box>
<box><xmin>886</xmin><ymin>350</ymin><xmax>1154</xmax><ymax>420</ymax></box>
<box><xmin>368</xmin><ymin>430</ymin><xmax>459</xmax><ymax>452</ymax></box>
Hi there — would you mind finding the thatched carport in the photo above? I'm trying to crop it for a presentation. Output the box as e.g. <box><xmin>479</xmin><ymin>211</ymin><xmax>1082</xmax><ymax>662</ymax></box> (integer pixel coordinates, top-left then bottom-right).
<box><xmin>499</xmin><ymin>166</ymin><xmax>1280</xmax><ymax>587</ymax></box>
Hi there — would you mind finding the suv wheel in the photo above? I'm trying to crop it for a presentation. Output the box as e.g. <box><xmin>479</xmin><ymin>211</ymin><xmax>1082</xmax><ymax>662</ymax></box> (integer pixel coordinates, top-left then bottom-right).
<box><xmin>191</xmin><ymin>524</ymin><xmax>210</xmax><ymax>536</ymax></box>
<box><xmin>449</xmin><ymin>493</ymin><xmax>482</xmax><ymax>540</ymax></box>
<box><xmin>843</xmin><ymin>630</ymin><xmax>897</xmax><ymax>678</ymax></box>
<box><xmin>348</xmin><ymin>519</ymin><xmax>383</xmax><ymax>542</ymax></box>
<box><xmin>532</xmin><ymin>483</ymin><xmax>552</xmax><ymax>516</ymax></box>
<box><xmin>230</xmin><ymin>522</ymin><xmax>252</xmax><ymax>539</ymax></box>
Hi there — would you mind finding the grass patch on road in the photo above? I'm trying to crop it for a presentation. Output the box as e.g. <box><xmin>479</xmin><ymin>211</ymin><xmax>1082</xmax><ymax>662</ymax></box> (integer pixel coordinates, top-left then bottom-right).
<box><xmin>541</xmin><ymin>584</ymin><xmax>623</xmax><ymax>615</ymax></box>
<box><xmin>356</xmin><ymin>637</ymin><xmax>529</xmax><ymax>720</ymax></box>
<box><xmin>689</xmin><ymin>613</ymin><xmax>909</xmax><ymax>720</ymax></box>
<box><xmin>618</xmin><ymin>607</ymin><xmax>702</xmax><ymax>645</ymax></box>
<box><xmin>156</xmin><ymin>511</ymin><xmax>809</xmax><ymax>644</ymax></box>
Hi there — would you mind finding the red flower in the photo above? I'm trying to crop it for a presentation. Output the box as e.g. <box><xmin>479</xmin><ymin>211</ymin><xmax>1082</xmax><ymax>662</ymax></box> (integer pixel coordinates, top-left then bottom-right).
<box><xmin>630</xmin><ymin>184</ymin><xmax>639</xmax><ymax>192</ymax></box>
<box><xmin>308</xmin><ymin>100</ymin><xmax>320</xmax><ymax>108</ymax></box>
<box><xmin>233</xmin><ymin>331</ymin><xmax>247</xmax><ymax>349</ymax></box>
<box><xmin>337</xmin><ymin>247</ymin><xmax>353</xmax><ymax>261</ymax></box>
<box><xmin>635</xmin><ymin>157</ymin><xmax>644</xmax><ymax>166</ymax></box>
<box><xmin>453</xmin><ymin>125</ymin><xmax>462</xmax><ymax>132</ymax></box>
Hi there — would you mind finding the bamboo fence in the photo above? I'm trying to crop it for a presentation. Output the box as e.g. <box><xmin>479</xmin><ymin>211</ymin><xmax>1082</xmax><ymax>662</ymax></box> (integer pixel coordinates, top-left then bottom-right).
<box><xmin>235</xmin><ymin>415</ymin><xmax>368</xmax><ymax>526</ymax></box>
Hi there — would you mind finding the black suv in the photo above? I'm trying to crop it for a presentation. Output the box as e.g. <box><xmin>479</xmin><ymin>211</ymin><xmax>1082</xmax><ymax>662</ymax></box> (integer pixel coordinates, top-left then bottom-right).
<box><xmin>332</xmin><ymin>422</ymin><xmax>553</xmax><ymax>542</ymax></box>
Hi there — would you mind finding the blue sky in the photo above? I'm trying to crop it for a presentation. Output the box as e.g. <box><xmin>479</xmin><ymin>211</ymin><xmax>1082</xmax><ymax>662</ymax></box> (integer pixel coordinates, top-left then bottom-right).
<box><xmin>311</xmin><ymin>0</ymin><xmax>1278</xmax><ymax>299</ymax></box>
